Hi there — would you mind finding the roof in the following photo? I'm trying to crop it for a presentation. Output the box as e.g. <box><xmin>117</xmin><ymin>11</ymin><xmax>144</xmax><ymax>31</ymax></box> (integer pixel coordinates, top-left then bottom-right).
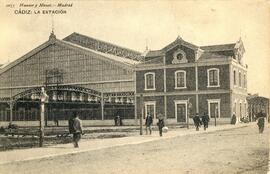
<box><xmin>0</xmin><ymin>33</ymin><xmax>245</xmax><ymax>74</ymax></box>
<box><xmin>200</xmin><ymin>43</ymin><xmax>236</xmax><ymax>51</ymax></box>
<box><xmin>162</xmin><ymin>36</ymin><xmax>199</xmax><ymax>51</ymax></box>
<box><xmin>143</xmin><ymin>36</ymin><xmax>199</xmax><ymax>58</ymax></box>
<box><xmin>199</xmin><ymin>52</ymin><xmax>228</xmax><ymax>60</ymax></box>
<box><xmin>0</xmin><ymin>62</ymin><xmax>9</xmax><ymax>69</ymax></box>
<box><xmin>143</xmin><ymin>57</ymin><xmax>163</xmax><ymax>64</ymax></box>
<box><xmin>63</xmin><ymin>32</ymin><xmax>142</xmax><ymax>61</ymax></box>
<box><xmin>145</xmin><ymin>50</ymin><xmax>163</xmax><ymax>57</ymax></box>
<box><xmin>0</xmin><ymin>40</ymin><xmax>52</xmax><ymax>75</ymax></box>
<box><xmin>61</xmin><ymin>40</ymin><xmax>140</xmax><ymax>66</ymax></box>
<box><xmin>247</xmin><ymin>94</ymin><xmax>269</xmax><ymax>100</ymax></box>
<box><xmin>142</xmin><ymin>37</ymin><xmax>241</xmax><ymax>63</ymax></box>
<box><xmin>0</xmin><ymin>36</ymin><xmax>140</xmax><ymax>75</ymax></box>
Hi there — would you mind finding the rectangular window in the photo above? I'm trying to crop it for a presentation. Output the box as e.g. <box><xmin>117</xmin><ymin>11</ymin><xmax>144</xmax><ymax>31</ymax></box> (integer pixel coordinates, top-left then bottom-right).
<box><xmin>175</xmin><ymin>71</ymin><xmax>186</xmax><ymax>89</ymax></box>
<box><xmin>239</xmin><ymin>72</ymin><xmax>241</xmax><ymax>87</ymax></box>
<box><xmin>144</xmin><ymin>72</ymin><xmax>155</xmax><ymax>90</ymax></box>
<box><xmin>146</xmin><ymin>74</ymin><xmax>154</xmax><ymax>88</ymax></box>
<box><xmin>208</xmin><ymin>68</ymin><xmax>219</xmax><ymax>87</ymax></box>
<box><xmin>177</xmin><ymin>73</ymin><xmax>184</xmax><ymax>87</ymax></box>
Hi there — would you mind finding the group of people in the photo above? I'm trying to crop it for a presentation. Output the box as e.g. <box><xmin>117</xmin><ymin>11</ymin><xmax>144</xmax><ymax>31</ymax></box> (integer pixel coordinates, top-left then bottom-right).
<box><xmin>145</xmin><ymin>113</ymin><xmax>165</xmax><ymax>137</ymax></box>
<box><xmin>194</xmin><ymin>110</ymin><xmax>267</xmax><ymax>134</ymax></box>
<box><xmin>193</xmin><ymin>112</ymin><xmax>210</xmax><ymax>131</ymax></box>
<box><xmin>67</xmin><ymin>110</ymin><xmax>266</xmax><ymax>148</ymax></box>
<box><xmin>145</xmin><ymin>112</ymin><xmax>211</xmax><ymax>136</ymax></box>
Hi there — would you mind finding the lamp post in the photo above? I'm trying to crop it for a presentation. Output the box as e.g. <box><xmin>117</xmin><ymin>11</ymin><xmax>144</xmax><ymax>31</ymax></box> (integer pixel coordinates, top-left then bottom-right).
<box><xmin>215</xmin><ymin>106</ymin><xmax>218</xmax><ymax>126</ymax></box>
<box><xmin>40</xmin><ymin>87</ymin><xmax>49</xmax><ymax>147</ymax></box>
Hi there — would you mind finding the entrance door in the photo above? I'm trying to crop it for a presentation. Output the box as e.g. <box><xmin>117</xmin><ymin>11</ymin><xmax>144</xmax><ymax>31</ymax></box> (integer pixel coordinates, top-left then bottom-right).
<box><xmin>208</xmin><ymin>100</ymin><xmax>220</xmax><ymax>118</ymax></box>
<box><xmin>144</xmin><ymin>101</ymin><xmax>156</xmax><ymax>123</ymax></box>
<box><xmin>175</xmin><ymin>101</ymin><xmax>187</xmax><ymax>123</ymax></box>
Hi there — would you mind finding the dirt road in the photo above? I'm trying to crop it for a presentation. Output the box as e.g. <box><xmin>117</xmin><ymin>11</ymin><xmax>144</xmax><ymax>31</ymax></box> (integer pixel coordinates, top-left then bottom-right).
<box><xmin>0</xmin><ymin>124</ymin><xmax>268</xmax><ymax>174</ymax></box>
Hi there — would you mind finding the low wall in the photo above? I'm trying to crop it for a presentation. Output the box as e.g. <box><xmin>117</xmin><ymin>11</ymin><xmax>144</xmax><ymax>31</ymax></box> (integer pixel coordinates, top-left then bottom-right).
<box><xmin>0</xmin><ymin>119</ymin><xmax>138</xmax><ymax>127</ymax></box>
<box><xmin>0</xmin><ymin>118</ymin><xmax>233</xmax><ymax>127</ymax></box>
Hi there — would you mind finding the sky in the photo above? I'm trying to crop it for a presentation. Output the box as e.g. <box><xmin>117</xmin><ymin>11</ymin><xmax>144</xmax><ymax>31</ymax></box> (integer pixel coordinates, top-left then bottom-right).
<box><xmin>0</xmin><ymin>0</ymin><xmax>269</xmax><ymax>98</ymax></box>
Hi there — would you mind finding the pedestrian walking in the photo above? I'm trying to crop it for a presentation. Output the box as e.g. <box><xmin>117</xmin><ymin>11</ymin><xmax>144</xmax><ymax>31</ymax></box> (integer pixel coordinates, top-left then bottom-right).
<box><xmin>193</xmin><ymin>113</ymin><xmax>202</xmax><ymax>131</ymax></box>
<box><xmin>201</xmin><ymin>112</ymin><xmax>210</xmax><ymax>130</ymax></box>
<box><xmin>68</xmin><ymin>115</ymin><xmax>75</xmax><ymax>134</ymax></box>
<box><xmin>145</xmin><ymin>113</ymin><xmax>153</xmax><ymax>135</ymax></box>
<box><xmin>157</xmin><ymin>113</ymin><xmax>165</xmax><ymax>137</ymax></box>
<box><xmin>256</xmin><ymin>110</ymin><xmax>265</xmax><ymax>133</ymax></box>
<box><xmin>114</xmin><ymin>114</ymin><xmax>120</xmax><ymax>126</ymax></box>
<box><xmin>119</xmin><ymin>115</ymin><xmax>123</xmax><ymax>126</ymax></box>
<box><xmin>54</xmin><ymin>117</ymin><xmax>59</xmax><ymax>127</ymax></box>
<box><xmin>231</xmin><ymin>113</ymin><xmax>237</xmax><ymax>125</ymax></box>
<box><xmin>71</xmin><ymin>112</ymin><xmax>83</xmax><ymax>148</ymax></box>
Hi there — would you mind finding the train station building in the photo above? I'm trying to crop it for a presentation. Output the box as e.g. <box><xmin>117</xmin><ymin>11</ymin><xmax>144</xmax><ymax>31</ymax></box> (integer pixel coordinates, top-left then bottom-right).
<box><xmin>0</xmin><ymin>32</ymin><xmax>248</xmax><ymax>126</ymax></box>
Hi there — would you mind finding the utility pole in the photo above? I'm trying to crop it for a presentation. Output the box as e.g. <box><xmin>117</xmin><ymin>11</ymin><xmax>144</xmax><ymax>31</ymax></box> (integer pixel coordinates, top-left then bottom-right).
<box><xmin>140</xmin><ymin>94</ymin><xmax>143</xmax><ymax>135</ymax></box>
<box><xmin>40</xmin><ymin>87</ymin><xmax>49</xmax><ymax>147</ymax></box>
<box><xmin>215</xmin><ymin>106</ymin><xmax>217</xmax><ymax>126</ymax></box>
<box><xmin>9</xmin><ymin>101</ymin><xmax>14</xmax><ymax>125</ymax></box>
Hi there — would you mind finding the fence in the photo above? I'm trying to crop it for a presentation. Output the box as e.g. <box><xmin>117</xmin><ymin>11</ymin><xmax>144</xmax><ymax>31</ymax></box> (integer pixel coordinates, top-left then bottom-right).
<box><xmin>0</xmin><ymin>104</ymin><xmax>135</xmax><ymax>124</ymax></box>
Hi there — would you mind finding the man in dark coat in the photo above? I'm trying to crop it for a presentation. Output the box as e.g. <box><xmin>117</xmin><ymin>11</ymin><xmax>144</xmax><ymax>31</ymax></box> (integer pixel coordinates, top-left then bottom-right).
<box><xmin>193</xmin><ymin>113</ymin><xmax>202</xmax><ymax>131</ymax></box>
<box><xmin>68</xmin><ymin>116</ymin><xmax>75</xmax><ymax>134</ymax></box>
<box><xmin>157</xmin><ymin>113</ymin><xmax>165</xmax><ymax>137</ymax></box>
<box><xmin>114</xmin><ymin>114</ymin><xmax>120</xmax><ymax>126</ymax></box>
<box><xmin>231</xmin><ymin>113</ymin><xmax>237</xmax><ymax>125</ymax></box>
<box><xmin>256</xmin><ymin>111</ymin><xmax>265</xmax><ymax>133</ymax></box>
<box><xmin>119</xmin><ymin>115</ymin><xmax>123</xmax><ymax>126</ymax></box>
<box><xmin>69</xmin><ymin>112</ymin><xmax>83</xmax><ymax>148</ymax></box>
<box><xmin>145</xmin><ymin>113</ymin><xmax>153</xmax><ymax>135</ymax></box>
<box><xmin>201</xmin><ymin>112</ymin><xmax>210</xmax><ymax>130</ymax></box>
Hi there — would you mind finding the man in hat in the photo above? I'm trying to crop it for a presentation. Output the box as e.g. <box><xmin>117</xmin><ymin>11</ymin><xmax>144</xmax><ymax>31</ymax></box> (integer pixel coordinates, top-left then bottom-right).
<box><xmin>201</xmin><ymin>112</ymin><xmax>210</xmax><ymax>130</ymax></box>
<box><xmin>157</xmin><ymin>113</ymin><xmax>165</xmax><ymax>136</ymax></box>
<box><xmin>231</xmin><ymin>112</ymin><xmax>237</xmax><ymax>125</ymax></box>
<box><xmin>145</xmin><ymin>113</ymin><xmax>153</xmax><ymax>135</ymax></box>
<box><xmin>71</xmin><ymin>112</ymin><xmax>83</xmax><ymax>148</ymax></box>
<box><xmin>193</xmin><ymin>113</ymin><xmax>202</xmax><ymax>131</ymax></box>
<box><xmin>256</xmin><ymin>110</ymin><xmax>266</xmax><ymax>133</ymax></box>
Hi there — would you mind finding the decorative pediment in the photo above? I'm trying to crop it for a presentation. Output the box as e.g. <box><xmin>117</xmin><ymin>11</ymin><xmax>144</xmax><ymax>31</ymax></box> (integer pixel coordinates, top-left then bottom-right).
<box><xmin>172</xmin><ymin>49</ymin><xmax>188</xmax><ymax>64</ymax></box>
<box><xmin>234</xmin><ymin>37</ymin><xmax>245</xmax><ymax>64</ymax></box>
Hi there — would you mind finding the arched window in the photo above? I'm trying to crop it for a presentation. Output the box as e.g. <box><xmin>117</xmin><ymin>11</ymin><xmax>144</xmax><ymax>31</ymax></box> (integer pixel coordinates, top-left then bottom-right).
<box><xmin>239</xmin><ymin>101</ymin><xmax>242</xmax><ymax>118</ymax></box>
<box><xmin>233</xmin><ymin>70</ymin><xmax>237</xmax><ymax>86</ymax></box>
<box><xmin>239</xmin><ymin>71</ymin><xmax>242</xmax><ymax>87</ymax></box>
<box><xmin>175</xmin><ymin>70</ymin><xmax>186</xmax><ymax>89</ymax></box>
<box><xmin>207</xmin><ymin>68</ymin><xmax>220</xmax><ymax>87</ymax></box>
<box><xmin>243</xmin><ymin>74</ymin><xmax>246</xmax><ymax>88</ymax></box>
<box><xmin>144</xmin><ymin>72</ymin><xmax>155</xmax><ymax>90</ymax></box>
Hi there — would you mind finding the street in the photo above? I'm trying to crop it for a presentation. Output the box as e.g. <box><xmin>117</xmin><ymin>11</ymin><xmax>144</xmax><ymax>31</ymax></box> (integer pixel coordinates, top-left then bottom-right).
<box><xmin>0</xmin><ymin>123</ymin><xmax>269</xmax><ymax>174</ymax></box>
